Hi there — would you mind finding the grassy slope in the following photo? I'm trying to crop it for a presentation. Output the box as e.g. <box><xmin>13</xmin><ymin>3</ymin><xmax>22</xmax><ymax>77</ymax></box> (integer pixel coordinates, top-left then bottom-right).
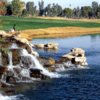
<box><xmin>0</xmin><ymin>16</ymin><xmax>100</xmax><ymax>31</ymax></box>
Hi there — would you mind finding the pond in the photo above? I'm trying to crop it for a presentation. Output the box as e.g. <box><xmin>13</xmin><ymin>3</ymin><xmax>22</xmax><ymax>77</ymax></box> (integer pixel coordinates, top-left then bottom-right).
<box><xmin>32</xmin><ymin>34</ymin><xmax>100</xmax><ymax>67</ymax></box>
<box><xmin>2</xmin><ymin>34</ymin><xmax>100</xmax><ymax>100</ymax></box>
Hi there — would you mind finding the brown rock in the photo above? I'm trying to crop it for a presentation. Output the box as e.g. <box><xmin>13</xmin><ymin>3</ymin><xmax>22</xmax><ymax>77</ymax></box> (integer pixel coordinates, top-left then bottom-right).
<box><xmin>2</xmin><ymin>51</ymin><xmax>9</xmax><ymax>66</ymax></box>
<box><xmin>0</xmin><ymin>66</ymin><xmax>8</xmax><ymax>75</ymax></box>
<box><xmin>12</xmin><ymin>49</ymin><xmax>20</xmax><ymax>65</ymax></box>
<box><xmin>39</xmin><ymin>57</ymin><xmax>55</xmax><ymax>66</ymax></box>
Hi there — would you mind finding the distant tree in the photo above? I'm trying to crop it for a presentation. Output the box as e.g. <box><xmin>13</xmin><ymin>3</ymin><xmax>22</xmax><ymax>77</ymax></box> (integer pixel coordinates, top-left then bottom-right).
<box><xmin>51</xmin><ymin>3</ymin><xmax>62</xmax><ymax>16</ymax></box>
<box><xmin>44</xmin><ymin>4</ymin><xmax>51</xmax><ymax>16</ymax></box>
<box><xmin>0</xmin><ymin>0</ymin><xmax>7</xmax><ymax>15</ymax></box>
<box><xmin>11</xmin><ymin>0</ymin><xmax>25</xmax><ymax>16</ymax></box>
<box><xmin>26</xmin><ymin>1</ymin><xmax>37</xmax><ymax>16</ymax></box>
<box><xmin>73</xmin><ymin>7</ymin><xmax>81</xmax><ymax>18</ymax></box>
<box><xmin>97</xmin><ymin>5</ymin><xmax>100</xmax><ymax>18</ymax></box>
<box><xmin>38</xmin><ymin>0</ymin><xmax>44</xmax><ymax>16</ymax></box>
<box><xmin>44</xmin><ymin>3</ymin><xmax>62</xmax><ymax>17</ymax></box>
<box><xmin>92</xmin><ymin>1</ymin><xmax>98</xmax><ymax>17</ymax></box>
<box><xmin>22</xmin><ymin>9</ymin><xmax>27</xmax><ymax>16</ymax></box>
<box><xmin>81</xmin><ymin>6</ymin><xmax>92</xmax><ymax>18</ymax></box>
<box><xmin>63</xmin><ymin>8</ymin><xmax>73</xmax><ymax>18</ymax></box>
<box><xmin>6</xmin><ymin>4</ymin><xmax>12</xmax><ymax>15</ymax></box>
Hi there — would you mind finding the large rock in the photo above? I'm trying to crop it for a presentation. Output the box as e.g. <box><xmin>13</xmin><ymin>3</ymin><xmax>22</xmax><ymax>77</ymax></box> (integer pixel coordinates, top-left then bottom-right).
<box><xmin>14</xmin><ymin>37</ymin><xmax>39</xmax><ymax>56</ymax></box>
<box><xmin>62</xmin><ymin>48</ymin><xmax>88</xmax><ymax>66</ymax></box>
<box><xmin>71</xmin><ymin>48</ymin><xmax>85</xmax><ymax>57</ymax></box>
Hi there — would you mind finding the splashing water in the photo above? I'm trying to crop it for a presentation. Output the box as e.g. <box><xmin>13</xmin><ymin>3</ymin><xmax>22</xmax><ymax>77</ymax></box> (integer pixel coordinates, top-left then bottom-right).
<box><xmin>7</xmin><ymin>51</ymin><xmax>13</xmax><ymax>69</ymax></box>
<box><xmin>0</xmin><ymin>94</ymin><xmax>22</xmax><ymax>100</ymax></box>
<box><xmin>20</xmin><ymin>49</ymin><xmax>61</xmax><ymax>78</ymax></box>
<box><xmin>0</xmin><ymin>52</ymin><xmax>2</xmax><ymax>66</ymax></box>
<box><xmin>20</xmin><ymin>69</ymin><xmax>30</xmax><ymax>78</ymax></box>
<box><xmin>9</xmin><ymin>43</ymin><xmax>19</xmax><ymax>50</ymax></box>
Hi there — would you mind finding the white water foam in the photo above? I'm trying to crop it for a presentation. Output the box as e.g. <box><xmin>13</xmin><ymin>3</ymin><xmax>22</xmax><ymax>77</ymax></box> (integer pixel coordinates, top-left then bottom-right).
<box><xmin>55</xmin><ymin>64</ymin><xmax>66</xmax><ymax>72</ymax></box>
<box><xmin>7</xmin><ymin>51</ymin><xmax>13</xmax><ymax>69</ymax></box>
<box><xmin>0</xmin><ymin>52</ymin><xmax>2</xmax><ymax>66</ymax></box>
<box><xmin>0</xmin><ymin>94</ymin><xmax>24</xmax><ymax>100</ymax></box>
<box><xmin>7</xmin><ymin>43</ymin><xmax>19</xmax><ymax>70</ymax></box>
<box><xmin>9</xmin><ymin>43</ymin><xmax>19</xmax><ymax>50</ymax></box>
<box><xmin>20</xmin><ymin>49</ymin><xmax>61</xmax><ymax>78</ymax></box>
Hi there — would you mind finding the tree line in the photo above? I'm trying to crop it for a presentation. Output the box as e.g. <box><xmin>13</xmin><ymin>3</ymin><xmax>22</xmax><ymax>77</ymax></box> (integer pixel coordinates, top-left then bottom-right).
<box><xmin>0</xmin><ymin>0</ymin><xmax>100</xmax><ymax>18</ymax></box>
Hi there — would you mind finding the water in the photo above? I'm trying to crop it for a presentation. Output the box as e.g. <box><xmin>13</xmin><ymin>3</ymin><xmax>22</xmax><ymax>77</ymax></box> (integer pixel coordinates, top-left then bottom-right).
<box><xmin>20</xmin><ymin>49</ymin><xmax>60</xmax><ymax>78</ymax></box>
<box><xmin>9</xmin><ymin>43</ymin><xmax>19</xmax><ymax>50</ymax></box>
<box><xmin>0</xmin><ymin>52</ymin><xmax>2</xmax><ymax>66</ymax></box>
<box><xmin>32</xmin><ymin>35</ymin><xmax>100</xmax><ymax>67</ymax></box>
<box><xmin>8</xmin><ymin>51</ymin><xmax>13</xmax><ymax>69</ymax></box>
<box><xmin>0</xmin><ymin>94</ymin><xmax>27</xmax><ymax>100</ymax></box>
<box><xmin>2</xmin><ymin>34</ymin><xmax>100</xmax><ymax>100</ymax></box>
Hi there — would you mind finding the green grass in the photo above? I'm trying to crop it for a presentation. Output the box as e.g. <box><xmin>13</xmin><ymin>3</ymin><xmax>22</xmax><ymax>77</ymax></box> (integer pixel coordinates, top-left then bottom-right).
<box><xmin>0</xmin><ymin>16</ymin><xmax>100</xmax><ymax>31</ymax></box>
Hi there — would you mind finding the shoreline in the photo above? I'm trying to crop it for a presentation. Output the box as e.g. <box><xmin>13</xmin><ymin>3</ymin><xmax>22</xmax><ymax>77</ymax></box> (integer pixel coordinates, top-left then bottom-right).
<box><xmin>19</xmin><ymin>27</ymin><xmax>100</xmax><ymax>40</ymax></box>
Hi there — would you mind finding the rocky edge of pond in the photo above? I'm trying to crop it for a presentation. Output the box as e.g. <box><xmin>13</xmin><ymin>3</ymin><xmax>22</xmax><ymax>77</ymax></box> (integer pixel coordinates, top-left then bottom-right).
<box><xmin>0</xmin><ymin>30</ymin><xmax>88</xmax><ymax>96</ymax></box>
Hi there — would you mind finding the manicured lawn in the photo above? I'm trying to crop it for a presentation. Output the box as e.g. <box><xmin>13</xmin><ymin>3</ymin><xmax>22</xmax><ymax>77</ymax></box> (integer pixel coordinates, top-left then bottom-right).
<box><xmin>0</xmin><ymin>16</ymin><xmax>100</xmax><ymax>31</ymax></box>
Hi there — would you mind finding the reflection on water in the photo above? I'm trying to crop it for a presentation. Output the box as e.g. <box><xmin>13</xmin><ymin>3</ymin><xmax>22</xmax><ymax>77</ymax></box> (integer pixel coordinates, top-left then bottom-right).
<box><xmin>34</xmin><ymin>48</ymin><xmax>58</xmax><ymax>53</ymax></box>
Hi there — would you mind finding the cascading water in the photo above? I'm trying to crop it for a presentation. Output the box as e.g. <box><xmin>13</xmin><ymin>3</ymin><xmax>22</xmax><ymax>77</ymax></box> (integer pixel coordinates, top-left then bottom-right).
<box><xmin>0</xmin><ymin>93</ymin><xmax>23</xmax><ymax>100</ymax></box>
<box><xmin>0</xmin><ymin>52</ymin><xmax>2</xmax><ymax>66</ymax></box>
<box><xmin>10</xmin><ymin>43</ymin><xmax>19</xmax><ymax>50</ymax></box>
<box><xmin>7</xmin><ymin>51</ymin><xmax>13</xmax><ymax>69</ymax></box>
<box><xmin>7</xmin><ymin>43</ymin><xmax>19</xmax><ymax>69</ymax></box>
<box><xmin>20</xmin><ymin>49</ymin><xmax>60</xmax><ymax>78</ymax></box>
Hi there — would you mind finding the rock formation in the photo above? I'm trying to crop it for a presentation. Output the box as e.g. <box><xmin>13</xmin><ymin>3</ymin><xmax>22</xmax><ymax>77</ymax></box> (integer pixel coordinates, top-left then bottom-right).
<box><xmin>62</xmin><ymin>48</ymin><xmax>88</xmax><ymax>66</ymax></box>
<box><xmin>0</xmin><ymin>30</ymin><xmax>88</xmax><ymax>93</ymax></box>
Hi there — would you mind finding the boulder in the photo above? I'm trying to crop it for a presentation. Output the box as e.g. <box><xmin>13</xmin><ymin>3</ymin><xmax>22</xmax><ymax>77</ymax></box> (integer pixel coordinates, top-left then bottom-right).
<box><xmin>14</xmin><ymin>37</ymin><xmax>39</xmax><ymax>56</ymax></box>
<box><xmin>62</xmin><ymin>48</ymin><xmax>88</xmax><ymax>66</ymax></box>
<box><xmin>71</xmin><ymin>48</ymin><xmax>85</xmax><ymax>57</ymax></box>
<box><xmin>48</xmin><ymin>57</ymin><xmax>55</xmax><ymax>65</ymax></box>
<box><xmin>39</xmin><ymin>57</ymin><xmax>55</xmax><ymax>66</ymax></box>
<box><xmin>14</xmin><ymin>37</ymin><xmax>29</xmax><ymax>45</ymax></box>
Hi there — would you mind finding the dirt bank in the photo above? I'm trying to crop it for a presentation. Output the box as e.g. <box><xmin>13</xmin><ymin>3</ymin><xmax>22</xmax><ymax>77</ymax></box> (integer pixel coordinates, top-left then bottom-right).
<box><xmin>20</xmin><ymin>27</ymin><xmax>100</xmax><ymax>40</ymax></box>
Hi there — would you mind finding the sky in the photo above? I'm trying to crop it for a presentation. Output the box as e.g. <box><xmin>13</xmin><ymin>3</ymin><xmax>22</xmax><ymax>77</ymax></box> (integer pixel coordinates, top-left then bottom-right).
<box><xmin>10</xmin><ymin>0</ymin><xmax>100</xmax><ymax>8</ymax></box>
